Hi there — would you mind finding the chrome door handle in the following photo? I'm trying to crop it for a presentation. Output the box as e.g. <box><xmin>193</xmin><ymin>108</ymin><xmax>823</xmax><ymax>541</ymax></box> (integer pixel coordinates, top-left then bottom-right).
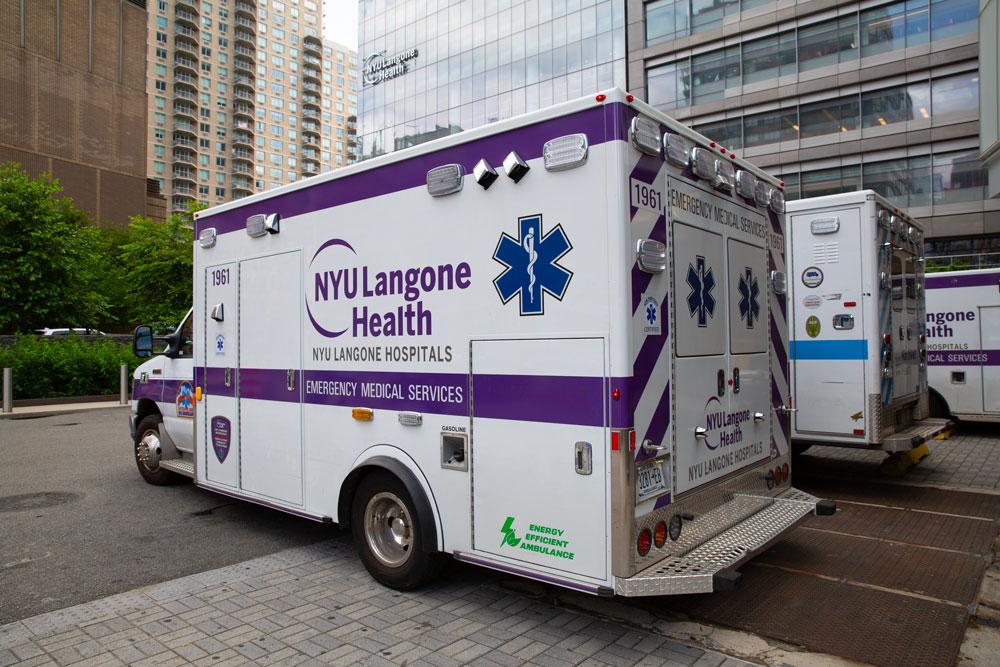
<box><xmin>695</xmin><ymin>427</ymin><xmax>708</xmax><ymax>439</ymax></box>
<box><xmin>224</xmin><ymin>367</ymin><xmax>232</xmax><ymax>387</ymax></box>
<box><xmin>777</xmin><ymin>405</ymin><xmax>798</xmax><ymax>414</ymax></box>
<box><xmin>642</xmin><ymin>439</ymin><xmax>667</xmax><ymax>455</ymax></box>
<box><xmin>753</xmin><ymin>412</ymin><xmax>765</xmax><ymax>422</ymax></box>
<box><xmin>287</xmin><ymin>369</ymin><xmax>296</xmax><ymax>391</ymax></box>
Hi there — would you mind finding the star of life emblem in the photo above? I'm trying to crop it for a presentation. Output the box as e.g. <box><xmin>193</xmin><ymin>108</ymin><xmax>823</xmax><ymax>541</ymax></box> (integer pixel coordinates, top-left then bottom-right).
<box><xmin>493</xmin><ymin>214</ymin><xmax>573</xmax><ymax>316</ymax></box>
<box><xmin>686</xmin><ymin>255</ymin><xmax>716</xmax><ymax>327</ymax></box>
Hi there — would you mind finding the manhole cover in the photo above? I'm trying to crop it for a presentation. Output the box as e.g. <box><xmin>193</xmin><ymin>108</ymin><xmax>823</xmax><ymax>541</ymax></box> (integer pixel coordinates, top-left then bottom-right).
<box><xmin>0</xmin><ymin>492</ymin><xmax>81</xmax><ymax>513</ymax></box>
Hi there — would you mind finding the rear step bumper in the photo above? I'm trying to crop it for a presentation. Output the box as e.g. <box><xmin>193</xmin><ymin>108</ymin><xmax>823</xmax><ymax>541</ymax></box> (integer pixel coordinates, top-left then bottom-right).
<box><xmin>881</xmin><ymin>418</ymin><xmax>952</xmax><ymax>453</ymax></box>
<box><xmin>615</xmin><ymin>488</ymin><xmax>827</xmax><ymax>597</ymax></box>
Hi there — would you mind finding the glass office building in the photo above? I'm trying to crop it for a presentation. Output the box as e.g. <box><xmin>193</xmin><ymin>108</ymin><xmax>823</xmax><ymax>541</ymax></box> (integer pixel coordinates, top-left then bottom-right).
<box><xmin>630</xmin><ymin>0</ymin><xmax>998</xmax><ymax>260</ymax></box>
<box><xmin>357</xmin><ymin>0</ymin><xmax>626</xmax><ymax>159</ymax></box>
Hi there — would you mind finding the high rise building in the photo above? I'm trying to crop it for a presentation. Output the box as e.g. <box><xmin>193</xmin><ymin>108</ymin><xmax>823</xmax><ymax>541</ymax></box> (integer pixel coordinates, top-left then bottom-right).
<box><xmin>982</xmin><ymin>0</ymin><xmax>999</xmax><ymax>200</ymax></box>
<box><xmin>321</xmin><ymin>38</ymin><xmax>360</xmax><ymax>170</ymax></box>
<box><xmin>146</xmin><ymin>0</ymin><xmax>358</xmax><ymax>214</ymax></box>
<box><xmin>0</xmin><ymin>0</ymin><xmax>158</xmax><ymax>225</ymax></box>
<box><xmin>629</xmin><ymin>0</ymin><xmax>997</xmax><ymax>261</ymax></box>
<box><xmin>356</xmin><ymin>0</ymin><xmax>627</xmax><ymax>160</ymax></box>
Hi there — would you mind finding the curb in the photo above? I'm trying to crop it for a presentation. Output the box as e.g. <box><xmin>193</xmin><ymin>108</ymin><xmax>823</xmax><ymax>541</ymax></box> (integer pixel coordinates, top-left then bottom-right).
<box><xmin>0</xmin><ymin>403</ymin><xmax>129</xmax><ymax>420</ymax></box>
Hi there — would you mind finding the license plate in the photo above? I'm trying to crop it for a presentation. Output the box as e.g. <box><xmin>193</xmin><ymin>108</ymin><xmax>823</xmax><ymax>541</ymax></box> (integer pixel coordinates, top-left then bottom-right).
<box><xmin>636</xmin><ymin>459</ymin><xmax>668</xmax><ymax>501</ymax></box>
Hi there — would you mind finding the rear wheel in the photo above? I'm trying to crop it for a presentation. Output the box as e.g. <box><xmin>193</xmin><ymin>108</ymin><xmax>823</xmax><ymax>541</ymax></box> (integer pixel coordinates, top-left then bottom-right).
<box><xmin>928</xmin><ymin>390</ymin><xmax>951</xmax><ymax>419</ymax></box>
<box><xmin>351</xmin><ymin>470</ymin><xmax>442</xmax><ymax>590</ymax></box>
<box><xmin>134</xmin><ymin>414</ymin><xmax>179</xmax><ymax>486</ymax></box>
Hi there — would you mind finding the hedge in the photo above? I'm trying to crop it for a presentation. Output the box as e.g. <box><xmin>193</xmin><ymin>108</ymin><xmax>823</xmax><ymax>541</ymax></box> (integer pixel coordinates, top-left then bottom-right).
<box><xmin>0</xmin><ymin>336</ymin><xmax>140</xmax><ymax>399</ymax></box>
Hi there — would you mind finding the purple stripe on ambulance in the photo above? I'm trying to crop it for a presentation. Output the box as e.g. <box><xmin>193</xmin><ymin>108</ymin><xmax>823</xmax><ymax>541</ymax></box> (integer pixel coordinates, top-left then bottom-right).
<box><xmin>769</xmin><ymin>319</ymin><xmax>788</xmax><ymax>382</ymax></box>
<box><xmin>928</xmin><ymin>349</ymin><xmax>1000</xmax><ymax>365</ymax></box>
<box><xmin>926</xmin><ymin>271</ymin><xmax>1000</xmax><ymax>290</ymax></box>
<box><xmin>197</xmin><ymin>103</ymin><xmax>625</xmax><ymax>238</ymax></box>
<box><xmin>132</xmin><ymin>379</ymin><xmax>165</xmax><ymax>403</ymax></box>
<box><xmin>635</xmin><ymin>383</ymin><xmax>671</xmax><ymax>464</ymax></box>
<box><xmin>201</xmin><ymin>367</ymin><xmax>236</xmax><ymax>397</ymax></box>
<box><xmin>473</xmin><ymin>373</ymin><xmax>605</xmax><ymax>427</ymax></box>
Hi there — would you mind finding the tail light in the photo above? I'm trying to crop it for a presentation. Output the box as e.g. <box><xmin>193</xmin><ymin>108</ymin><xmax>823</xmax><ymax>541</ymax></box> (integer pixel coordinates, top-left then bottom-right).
<box><xmin>782</xmin><ymin>463</ymin><xmax>789</xmax><ymax>481</ymax></box>
<box><xmin>774</xmin><ymin>466</ymin><xmax>783</xmax><ymax>484</ymax></box>
<box><xmin>883</xmin><ymin>333</ymin><xmax>892</xmax><ymax>346</ymax></box>
<box><xmin>653</xmin><ymin>521</ymin><xmax>667</xmax><ymax>548</ymax></box>
<box><xmin>637</xmin><ymin>528</ymin><xmax>652</xmax><ymax>556</ymax></box>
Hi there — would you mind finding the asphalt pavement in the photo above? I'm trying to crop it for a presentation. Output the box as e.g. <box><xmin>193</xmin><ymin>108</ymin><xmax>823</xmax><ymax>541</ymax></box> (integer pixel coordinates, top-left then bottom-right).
<box><xmin>0</xmin><ymin>408</ymin><xmax>330</xmax><ymax>624</ymax></box>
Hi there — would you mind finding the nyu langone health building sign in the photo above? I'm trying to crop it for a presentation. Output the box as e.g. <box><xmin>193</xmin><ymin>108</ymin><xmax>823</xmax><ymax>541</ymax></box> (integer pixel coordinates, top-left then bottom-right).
<box><xmin>363</xmin><ymin>49</ymin><xmax>419</xmax><ymax>86</ymax></box>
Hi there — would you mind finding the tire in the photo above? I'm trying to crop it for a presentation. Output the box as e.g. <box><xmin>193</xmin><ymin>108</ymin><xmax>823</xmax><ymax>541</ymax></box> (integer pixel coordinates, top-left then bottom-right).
<box><xmin>134</xmin><ymin>414</ymin><xmax>179</xmax><ymax>486</ymax></box>
<box><xmin>351</xmin><ymin>470</ymin><xmax>442</xmax><ymax>590</ymax></box>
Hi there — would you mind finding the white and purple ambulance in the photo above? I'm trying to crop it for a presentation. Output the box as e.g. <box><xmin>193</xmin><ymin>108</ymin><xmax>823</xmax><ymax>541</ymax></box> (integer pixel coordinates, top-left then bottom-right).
<box><xmin>129</xmin><ymin>89</ymin><xmax>830</xmax><ymax>597</ymax></box>
<box><xmin>786</xmin><ymin>191</ymin><xmax>948</xmax><ymax>452</ymax></box>
<box><xmin>925</xmin><ymin>268</ymin><xmax>1000</xmax><ymax>421</ymax></box>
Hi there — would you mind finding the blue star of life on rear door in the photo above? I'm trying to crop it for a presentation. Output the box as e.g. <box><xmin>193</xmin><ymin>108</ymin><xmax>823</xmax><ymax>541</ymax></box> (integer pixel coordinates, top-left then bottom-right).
<box><xmin>686</xmin><ymin>255</ymin><xmax>716</xmax><ymax>327</ymax></box>
<box><xmin>493</xmin><ymin>214</ymin><xmax>573</xmax><ymax>316</ymax></box>
<box><xmin>737</xmin><ymin>267</ymin><xmax>760</xmax><ymax>329</ymax></box>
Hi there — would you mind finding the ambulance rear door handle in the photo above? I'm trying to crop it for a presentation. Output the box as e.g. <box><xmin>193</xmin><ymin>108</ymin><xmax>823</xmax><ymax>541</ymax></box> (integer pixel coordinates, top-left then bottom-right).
<box><xmin>287</xmin><ymin>369</ymin><xmax>296</xmax><ymax>392</ymax></box>
<box><xmin>224</xmin><ymin>367</ymin><xmax>232</xmax><ymax>388</ymax></box>
<box><xmin>695</xmin><ymin>427</ymin><xmax>708</xmax><ymax>440</ymax></box>
<box><xmin>642</xmin><ymin>439</ymin><xmax>667</xmax><ymax>455</ymax></box>
<box><xmin>753</xmin><ymin>412</ymin><xmax>764</xmax><ymax>422</ymax></box>
<box><xmin>574</xmin><ymin>442</ymin><xmax>592</xmax><ymax>475</ymax></box>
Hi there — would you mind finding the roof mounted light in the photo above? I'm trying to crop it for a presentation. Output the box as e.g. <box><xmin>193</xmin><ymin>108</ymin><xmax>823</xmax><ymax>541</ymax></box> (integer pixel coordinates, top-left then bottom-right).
<box><xmin>754</xmin><ymin>180</ymin><xmax>771</xmax><ymax>208</ymax></box>
<box><xmin>246</xmin><ymin>212</ymin><xmax>280</xmax><ymax>237</ymax></box>
<box><xmin>691</xmin><ymin>147</ymin><xmax>715</xmax><ymax>181</ymax></box>
<box><xmin>502</xmin><ymin>151</ymin><xmax>530</xmax><ymax>182</ymax></box>
<box><xmin>199</xmin><ymin>227</ymin><xmax>217</xmax><ymax>248</ymax></box>
<box><xmin>426</xmin><ymin>163</ymin><xmax>465</xmax><ymax>196</ymax></box>
<box><xmin>878</xmin><ymin>209</ymin><xmax>891</xmax><ymax>228</ymax></box>
<box><xmin>768</xmin><ymin>187</ymin><xmax>785</xmax><ymax>214</ymax></box>
<box><xmin>889</xmin><ymin>215</ymin><xmax>899</xmax><ymax>233</ymax></box>
<box><xmin>636</xmin><ymin>238</ymin><xmax>667</xmax><ymax>273</ymax></box>
<box><xmin>735</xmin><ymin>170</ymin><xmax>757</xmax><ymax>200</ymax></box>
<box><xmin>473</xmin><ymin>158</ymin><xmax>498</xmax><ymax>189</ymax></box>
<box><xmin>630</xmin><ymin>116</ymin><xmax>661</xmax><ymax>157</ymax></box>
<box><xmin>543</xmin><ymin>133</ymin><xmax>589</xmax><ymax>171</ymax></box>
<box><xmin>664</xmin><ymin>133</ymin><xmax>693</xmax><ymax>167</ymax></box>
<box><xmin>714</xmin><ymin>158</ymin><xmax>735</xmax><ymax>192</ymax></box>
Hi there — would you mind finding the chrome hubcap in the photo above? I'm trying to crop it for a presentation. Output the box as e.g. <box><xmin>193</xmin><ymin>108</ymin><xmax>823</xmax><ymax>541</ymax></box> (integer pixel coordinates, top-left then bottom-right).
<box><xmin>364</xmin><ymin>492</ymin><xmax>413</xmax><ymax>568</ymax></box>
<box><xmin>136</xmin><ymin>430</ymin><xmax>161</xmax><ymax>470</ymax></box>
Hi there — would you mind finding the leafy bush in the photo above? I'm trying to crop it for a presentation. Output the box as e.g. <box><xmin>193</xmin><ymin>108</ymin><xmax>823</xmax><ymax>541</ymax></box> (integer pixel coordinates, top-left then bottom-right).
<box><xmin>0</xmin><ymin>336</ymin><xmax>140</xmax><ymax>399</ymax></box>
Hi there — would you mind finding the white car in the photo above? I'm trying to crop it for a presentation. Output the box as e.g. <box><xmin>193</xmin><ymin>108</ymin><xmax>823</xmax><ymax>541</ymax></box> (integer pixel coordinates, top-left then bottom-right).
<box><xmin>34</xmin><ymin>328</ymin><xmax>107</xmax><ymax>337</ymax></box>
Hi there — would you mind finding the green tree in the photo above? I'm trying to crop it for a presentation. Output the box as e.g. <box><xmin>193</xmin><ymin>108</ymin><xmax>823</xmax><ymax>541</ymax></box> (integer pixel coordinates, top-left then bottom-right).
<box><xmin>0</xmin><ymin>163</ymin><xmax>108</xmax><ymax>333</ymax></box>
<box><xmin>118</xmin><ymin>203</ymin><xmax>202</xmax><ymax>327</ymax></box>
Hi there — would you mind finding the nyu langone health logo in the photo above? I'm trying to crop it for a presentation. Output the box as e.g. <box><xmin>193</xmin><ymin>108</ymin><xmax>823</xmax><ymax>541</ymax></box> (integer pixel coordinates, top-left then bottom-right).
<box><xmin>686</xmin><ymin>255</ymin><xmax>716</xmax><ymax>327</ymax></box>
<box><xmin>493</xmin><ymin>214</ymin><xmax>573</xmax><ymax>316</ymax></box>
<box><xmin>306</xmin><ymin>238</ymin><xmax>472</xmax><ymax>338</ymax></box>
<box><xmin>363</xmin><ymin>49</ymin><xmax>419</xmax><ymax>86</ymax></box>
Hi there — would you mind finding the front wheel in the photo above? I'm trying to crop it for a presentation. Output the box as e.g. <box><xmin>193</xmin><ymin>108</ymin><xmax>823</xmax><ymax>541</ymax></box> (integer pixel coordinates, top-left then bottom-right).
<box><xmin>351</xmin><ymin>471</ymin><xmax>442</xmax><ymax>590</ymax></box>
<box><xmin>134</xmin><ymin>414</ymin><xmax>179</xmax><ymax>486</ymax></box>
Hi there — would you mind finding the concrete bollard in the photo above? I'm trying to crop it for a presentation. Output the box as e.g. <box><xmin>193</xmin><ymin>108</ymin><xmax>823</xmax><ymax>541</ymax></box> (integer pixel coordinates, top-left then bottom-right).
<box><xmin>120</xmin><ymin>364</ymin><xmax>128</xmax><ymax>405</ymax></box>
<box><xmin>2</xmin><ymin>368</ymin><xmax>10</xmax><ymax>413</ymax></box>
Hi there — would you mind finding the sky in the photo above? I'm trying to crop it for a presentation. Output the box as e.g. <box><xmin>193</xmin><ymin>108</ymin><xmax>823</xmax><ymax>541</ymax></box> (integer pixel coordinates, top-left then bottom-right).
<box><xmin>322</xmin><ymin>0</ymin><xmax>359</xmax><ymax>51</ymax></box>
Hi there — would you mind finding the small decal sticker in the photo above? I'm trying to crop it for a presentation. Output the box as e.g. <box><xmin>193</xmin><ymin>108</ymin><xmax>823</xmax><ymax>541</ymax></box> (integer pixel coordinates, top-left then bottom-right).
<box><xmin>211</xmin><ymin>416</ymin><xmax>231</xmax><ymax>463</ymax></box>
<box><xmin>802</xmin><ymin>266</ymin><xmax>824</xmax><ymax>288</ymax></box>
<box><xmin>175</xmin><ymin>381</ymin><xmax>195</xmax><ymax>418</ymax></box>
<box><xmin>803</xmin><ymin>295</ymin><xmax>822</xmax><ymax>309</ymax></box>
<box><xmin>215</xmin><ymin>334</ymin><xmax>225</xmax><ymax>355</ymax></box>
<box><xmin>499</xmin><ymin>516</ymin><xmax>575</xmax><ymax>560</ymax></box>
<box><xmin>851</xmin><ymin>411</ymin><xmax>863</xmax><ymax>422</ymax></box>
<box><xmin>642</xmin><ymin>294</ymin><xmax>662</xmax><ymax>336</ymax></box>
<box><xmin>806</xmin><ymin>315</ymin><xmax>821</xmax><ymax>338</ymax></box>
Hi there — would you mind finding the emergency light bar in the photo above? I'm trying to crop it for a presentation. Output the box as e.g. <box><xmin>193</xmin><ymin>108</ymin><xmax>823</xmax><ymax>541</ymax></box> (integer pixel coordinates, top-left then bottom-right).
<box><xmin>630</xmin><ymin>116</ymin><xmax>661</xmax><ymax>156</ymax></box>
<box><xmin>542</xmin><ymin>133</ymin><xmax>589</xmax><ymax>171</ymax></box>
<box><xmin>426</xmin><ymin>164</ymin><xmax>465</xmax><ymax>196</ymax></box>
<box><xmin>664</xmin><ymin>133</ymin><xmax>693</xmax><ymax>167</ymax></box>
<box><xmin>198</xmin><ymin>227</ymin><xmax>217</xmax><ymax>248</ymax></box>
<box><xmin>735</xmin><ymin>170</ymin><xmax>757</xmax><ymax>199</ymax></box>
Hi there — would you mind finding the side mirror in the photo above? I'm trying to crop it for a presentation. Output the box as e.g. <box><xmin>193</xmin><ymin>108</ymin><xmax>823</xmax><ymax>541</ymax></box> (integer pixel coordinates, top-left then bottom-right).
<box><xmin>133</xmin><ymin>326</ymin><xmax>154</xmax><ymax>358</ymax></box>
<box><xmin>163</xmin><ymin>330</ymin><xmax>182</xmax><ymax>359</ymax></box>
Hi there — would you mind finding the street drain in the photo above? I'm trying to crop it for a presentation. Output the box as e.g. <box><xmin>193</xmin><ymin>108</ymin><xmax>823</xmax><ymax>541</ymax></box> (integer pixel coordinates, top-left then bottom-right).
<box><xmin>0</xmin><ymin>492</ymin><xmax>82</xmax><ymax>513</ymax></box>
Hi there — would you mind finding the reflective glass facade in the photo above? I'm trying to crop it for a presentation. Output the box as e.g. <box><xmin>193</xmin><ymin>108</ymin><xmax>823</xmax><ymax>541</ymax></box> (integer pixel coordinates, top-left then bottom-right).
<box><xmin>357</xmin><ymin>0</ymin><xmax>626</xmax><ymax>159</ymax></box>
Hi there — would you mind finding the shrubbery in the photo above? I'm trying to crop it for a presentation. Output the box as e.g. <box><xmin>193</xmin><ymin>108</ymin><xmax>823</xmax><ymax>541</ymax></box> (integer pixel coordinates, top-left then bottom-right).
<box><xmin>0</xmin><ymin>336</ymin><xmax>140</xmax><ymax>399</ymax></box>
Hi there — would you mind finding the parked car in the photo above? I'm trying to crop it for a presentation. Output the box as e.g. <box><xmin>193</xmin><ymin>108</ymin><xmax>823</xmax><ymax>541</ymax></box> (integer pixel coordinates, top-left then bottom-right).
<box><xmin>34</xmin><ymin>328</ymin><xmax>107</xmax><ymax>337</ymax></box>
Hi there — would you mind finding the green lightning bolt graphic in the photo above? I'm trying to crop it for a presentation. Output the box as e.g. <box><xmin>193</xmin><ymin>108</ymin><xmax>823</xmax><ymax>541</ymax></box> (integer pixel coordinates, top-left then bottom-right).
<box><xmin>500</xmin><ymin>516</ymin><xmax>521</xmax><ymax>548</ymax></box>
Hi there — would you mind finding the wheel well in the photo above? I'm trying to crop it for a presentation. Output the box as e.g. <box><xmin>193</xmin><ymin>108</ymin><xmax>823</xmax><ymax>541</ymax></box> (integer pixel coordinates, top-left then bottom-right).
<box><xmin>338</xmin><ymin>457</ymin><xmax>440</xmax><ymax>553</ymax></box>
<box><xmin>928</xmin><ymin>387</ymin><xmax>951</xmax><ymax>419</ymax></box>
<box><xmin>135</xmin><ymin>398</ymin><xmax>161</xmax><ymax>423</ymax></box>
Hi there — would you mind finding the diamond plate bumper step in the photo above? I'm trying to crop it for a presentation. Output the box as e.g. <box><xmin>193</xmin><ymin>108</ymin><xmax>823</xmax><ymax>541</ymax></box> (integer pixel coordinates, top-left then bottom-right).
<box><xmin>615</xmin><ymin>488</ymin><xmax>824</xmax><ymax>596</ymax></box>
<box><xmin>881</xmin><ymin>418</ymin><xmax>951</xmax><ymax>453</ymax></box>
<box><xmin>160</xmin><ymin>458</ymin><xmax>195</xmax><ymax>477</ymax></box>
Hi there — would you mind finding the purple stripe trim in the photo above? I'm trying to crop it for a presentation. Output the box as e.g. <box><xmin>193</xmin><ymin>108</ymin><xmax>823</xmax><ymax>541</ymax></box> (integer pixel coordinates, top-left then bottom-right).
<box><xmin>630</xmin><ymin>301</ymin><xmax>670</xmax><ymax>416</ymax></box>
<box><xmin>653</xmin><ymin>493</ymin><xmax>673</xmax><ymax>510</ymax></box>
<box><xmin>201</xmin><ymin>367</ymin><xmax>236</xmax><ymax>397</ymax></box>
<box><xmin>453</xmin><ymin>552</ymin><xmax>605</xmax><ymax>594</ymax></box>
<box><xmin>197</xmin><ymin>103</ymin><xmax>627</xmax><ymax>237</ymax></box>
<box><xmin>132</xmin><ymin>379</ymin><xmax>164</xmax><ymax>402</ymax></box>
<box><xmin>770</xmin><ymin>318</ymin><xmax>788</xmax><ymax>382</ymax></box>
<box><xmin>926</xmin><ymin>272</ymin><xmax>1000</xmax><ymax>289</ymax></box>
<box><xmin>635</xmin><ymin>383</ymin><xmax>670</xmax><ymax>463</ymax></box>
<box><xmin>609</xmin><ymin>376</ymin><xmax>633</xmax><ymax>429</ymax></box>
<box><xmin>628</xmin><ymin>154</ymin><xmax>665</xmax><ymax>219</ymax></box>
<box><xmin>304</xmin><ymin>369</ymin><xmax>467</xmax><ymax>416</ymax></box>
<box><xmin>240</xmin><ymin>368</ymin><xmax>301</xmax><ymax>402</ymax></box>
<box><xmin>195</xmin><ymin>481</ymin><xmax>330</xmax><ymax>523</ymax></box>
<box><xmin>928</xmin><ymin>349</ymin><xmax>1000</xmax><ymax>365</ymax></box>
<box><xmin>473</xmin><ymin>373</ymin><xmax>605</xmax><ymax>427</ymax></box>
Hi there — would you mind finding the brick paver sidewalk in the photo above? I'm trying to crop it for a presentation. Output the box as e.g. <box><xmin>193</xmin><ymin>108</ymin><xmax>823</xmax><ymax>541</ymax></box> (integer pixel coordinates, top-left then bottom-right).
<box><xmin>0</xmin><ymin>539</ymin><xmax>748</xmax><ymax>667</ymax></box>
<box><xmin>798</xmin><ymin>422</ymin><xmax>1000</xmax><ymax>491</ymax></box>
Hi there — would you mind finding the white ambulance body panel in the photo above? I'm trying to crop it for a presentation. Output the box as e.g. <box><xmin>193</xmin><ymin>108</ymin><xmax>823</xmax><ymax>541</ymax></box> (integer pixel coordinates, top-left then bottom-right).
<box><xmin>786</xmin><ymin>191</ymin><xmax>944</xmax><ymax>450</ymax></box>
<box><xmin>925</xmin><ymin>268</ymin><xmax>1000</xmax><ymax>421</ymax></box>
<box><xmin>147</xmin><ymin>89</ymin><xmax>825</xmax><ymax>596</ymax></box>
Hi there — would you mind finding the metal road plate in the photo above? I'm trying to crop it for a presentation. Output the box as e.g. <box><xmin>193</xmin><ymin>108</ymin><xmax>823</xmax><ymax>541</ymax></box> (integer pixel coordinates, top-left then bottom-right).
<box><xmin>636</xmin><ymin>459</ymin><xmax>668</xmax><ymax>502</ymax></box>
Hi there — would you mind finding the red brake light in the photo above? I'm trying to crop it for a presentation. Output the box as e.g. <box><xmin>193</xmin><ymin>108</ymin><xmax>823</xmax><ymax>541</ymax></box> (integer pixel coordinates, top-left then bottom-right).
<box><xmin>637</xmin><ymin>529</ymin><xmax>652</xmax><ymax>556</ymax></box>
<box><xmin>653</xmin><ymin>521</ymin><xmax>667</xmax><ymax>548</ymax></box>
<box><xmin>774</xmin><ymin>466</ymin><xmax>782</xmax><ymax>484</ymax></box>
<box><xmin>626</xmin><ymin>94</ymin><xmax>634</xmax><ymax>102</ymax></box>
<box><xmin>595</xmin><ymin>93</ymin><xmax>606</xmax><ymax>102</ymax></box>
<box><xmin>782</xmin><ymin>463</ymin><xmax>789</xmax><ymax>481</ymax></box>
<box><xmin>630</xmin><ymin>430</ymin><xmax>636</xmax><ymax>451</ymax></box>
<box><xmin>611</xmin><ymin>432</ymin><xmax>620</xmax><ymax>451</ymax></box>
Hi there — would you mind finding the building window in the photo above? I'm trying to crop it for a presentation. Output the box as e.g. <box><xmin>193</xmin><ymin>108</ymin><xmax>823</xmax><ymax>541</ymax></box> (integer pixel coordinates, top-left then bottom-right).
<box><xmin>798</xmin><ymin>16</ymin><xmax>859</xmax><ymax>72</ymax></box>
<box><xmin>861</xmin><ymin>81</ymin><xmax>931</xmax><ymax>127</ymax></box>
<box><xmin>864</xmin><ymin>155</ymin><xmax>932</xmax><ymax>207</ymax></box>
<box><xmin>694</xmin><ymin>118</ymin><xmax>742</xmax><ymax>149</ymax></box>
<box><xmin>801</xmin><ymin>165</ymin><xmax>861</xmax><ymax>198</ymax></box>
<box><xmin>646</xmin><ymin>0</ymin><xmax>689</xmax><ymax>47</ymax></box>
<box><xmin>647</xmin><ymin>62</ymin><xmax>689</xmax><ymax>110</ymax></box>
<box><xmin>799</xmin><ymin>96</ymin><xmax>859</xmax><ymax>138</ymax></box>
<box><xmin>931</xmin><ymin>71</ymin><xmax>979</xmax><ymax>117</ymax></box>
<box><xmin>933</xmin><ymin>150</ymin><xmax>987</xmax><ymax>203</ymax></box>
<box><xmin>743</xmin><ymin>108</ymin><xmax>798</xmax><ymax>147</ymax></box>
<box><xmin>742</xmin><ymin>31</ymin><xmax>796</xmax><ymax>84</ymax></box>
<box><xmin>860</xmin><ymin>0</ymin><xmax>930</xmax><ymax>58</ymax></box>
<box><xmin>691</xmin><ymin>0</ymin><xmax>738</xmax><ymax>34</ymax></box>
<box><xmin>930</xmin><ymin>0</ymin><xmax>978</xmax><ymax>41</ymax></box>
<box><xmin>691</xmin><ymin>46</ymin><xmax>740</xmax><ymax>104</ymax></box>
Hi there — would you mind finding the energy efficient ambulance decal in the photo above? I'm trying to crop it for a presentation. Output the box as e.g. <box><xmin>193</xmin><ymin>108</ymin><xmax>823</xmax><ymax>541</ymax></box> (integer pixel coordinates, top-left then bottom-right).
<box><xmin>499</xmin><ymin>516</ymin><xmax>575</xmax><ymax>561</ymax></box>
<box><xmin>493</xmin><ymin>214</ymin><xmax>573</xmax><ymax>316</ymax></box>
